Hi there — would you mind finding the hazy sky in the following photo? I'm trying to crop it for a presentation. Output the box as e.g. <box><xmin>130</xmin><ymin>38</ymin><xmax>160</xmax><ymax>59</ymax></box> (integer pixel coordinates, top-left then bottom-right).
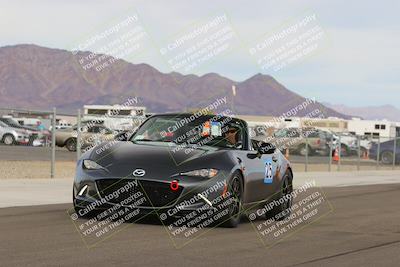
<box><xmin>1</xmin><ymin>0</ymin><xmax>399</xmax><ymax>108</ymax></box>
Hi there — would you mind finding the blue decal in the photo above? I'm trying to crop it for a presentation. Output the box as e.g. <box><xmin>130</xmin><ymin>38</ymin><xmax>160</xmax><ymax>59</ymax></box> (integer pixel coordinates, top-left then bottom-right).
<box><xmin>264</xmin><ymin>159</ymin><xmax>273</xmax><ymax>184</ymax></box>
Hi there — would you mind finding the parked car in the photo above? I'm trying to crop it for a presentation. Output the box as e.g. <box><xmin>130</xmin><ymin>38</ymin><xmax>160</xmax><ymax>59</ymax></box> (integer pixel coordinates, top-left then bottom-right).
<box><xmin>329</xmin><ymin>132</ymin><xmax>372</xmax><ymax>157</ymax></box>
<box><xmin>0</xmin><ymin>121</ymin><xmax>30</xmax><ymax>145</ymax></box>
<box><xmin>56</xmin><ymin>124</ymin><xmax>116</xmax><ymax>152</ymax></box>
<box><xmin>369</xmin><ymin>138</ymin><xmax>400</xmax><ymax>164</ymax></box>
<box><xmin>0</xmin><ymin>117</ymin><xmax>38</xmax><ymax>145</ymax></box>
<box><xmin>55</xmin><ymin>122</ymin><xmax>73</xmax><ymax>130</ymax></box>
<box><xmin>270</xmin><ymin>127</ymin><xmax>331</xmax><ymax>156</ymax></box>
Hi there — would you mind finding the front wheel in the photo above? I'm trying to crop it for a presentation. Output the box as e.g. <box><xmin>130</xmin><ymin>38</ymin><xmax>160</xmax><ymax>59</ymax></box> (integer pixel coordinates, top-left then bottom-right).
<box><xmin>266</xmin><ymin>172</ymin><xmax>293</xmax><ymax>221</ymax></box>
<box><xmin>220</xmin><ymin>172</ymin><xmax>243</xmax><ymax>228</ymax></box>
<box><xmin>65</xmin><ymin>138</ymin><xmax>77</xmax><ymax>152</ymax></box>
<box><xmin>2</xmin><ymin>134</ymin><xmax>15</xmax><ymax>145</ymax></box>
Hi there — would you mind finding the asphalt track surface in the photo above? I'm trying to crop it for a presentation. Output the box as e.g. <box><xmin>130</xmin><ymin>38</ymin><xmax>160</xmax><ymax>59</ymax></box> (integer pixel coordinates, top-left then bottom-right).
<box><xmin>0</xmin><ymin>184</ymin><xmax>399</xmax><ymax>266</ymax></box>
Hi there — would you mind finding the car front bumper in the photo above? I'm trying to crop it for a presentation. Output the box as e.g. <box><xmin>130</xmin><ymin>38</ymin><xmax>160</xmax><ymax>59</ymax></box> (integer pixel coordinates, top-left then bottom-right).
<box><xmin>15</xmin><ymin>135</ymin><xmax>30</xmax><ymax>144</ymax></box>
<box><xmin>73</xmin><ymin>166</ymin><xmax>230</xmax><ymax>218</ymax></box>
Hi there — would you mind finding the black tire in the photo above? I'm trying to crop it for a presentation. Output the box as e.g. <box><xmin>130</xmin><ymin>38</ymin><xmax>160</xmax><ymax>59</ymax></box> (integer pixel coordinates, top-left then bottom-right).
<box><xmin>65</xmin><ymin>138</ymin><xmax>77</xmax><ymax>152</ymax></box>
<box><xmin>2</xmin><ymin>134</ymin><xmax>15</xmax><ymax>145</ymax></box>
<box><xmin>266</xmin><ymin>171</ymin><xmax>293</xmax><ymax>221</ymax></box>
<box><xmin>381</xmin><ymin>151</ymin><xmax>394</xmax><ymax>165</ymax></box>
<box><xmin>220</xmin><ymin>172</ymin><xmax>243</xmax><ymax>228</ymax></box>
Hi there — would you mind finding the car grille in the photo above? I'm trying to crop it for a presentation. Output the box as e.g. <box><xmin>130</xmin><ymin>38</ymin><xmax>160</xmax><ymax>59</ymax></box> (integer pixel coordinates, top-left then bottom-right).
<box><xmin>96</xmin><ymin>179</ymin><xmax>183</xmax><ymax>208</ymax></box>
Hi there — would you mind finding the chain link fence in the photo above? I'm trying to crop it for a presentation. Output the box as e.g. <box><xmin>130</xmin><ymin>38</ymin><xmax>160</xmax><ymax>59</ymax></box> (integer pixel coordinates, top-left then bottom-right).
<box><xmin>251</xmin><ymin>126</ymin><xmax>399</xmax><ymax>173</ymax></box>
<box><xmin>0</xmin><ymin>107</ymin><xmax>60</xmax><ymax>178</ymax></box>
<box><xmin>0</xmin><ymin>105</ymin><xmax>148</xmax><ymax>179</ymax></box>
<box><xmin>1</xmin><ymin>108</ymin><xmax>399</xmax><ymax>179</ymax></box>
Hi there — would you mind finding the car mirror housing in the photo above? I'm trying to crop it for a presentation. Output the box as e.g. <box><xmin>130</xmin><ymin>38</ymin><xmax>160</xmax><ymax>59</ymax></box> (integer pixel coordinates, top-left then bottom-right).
<box><xmin>258</xmin><ymin>142</ymin><xmax>276</xmax><ymax>154</ymax></box>
<box><xmin>247</xmin><ymin>152</ymin><xmax>260</xmax><ymax>159</ymax></box>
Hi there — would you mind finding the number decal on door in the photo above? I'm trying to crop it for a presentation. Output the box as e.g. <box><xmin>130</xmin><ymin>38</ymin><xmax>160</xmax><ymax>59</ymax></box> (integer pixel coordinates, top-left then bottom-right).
<box><xmin>264</xmin><ymin>159</ymin><xmax>273</xmax><ymax>184</ymax></box>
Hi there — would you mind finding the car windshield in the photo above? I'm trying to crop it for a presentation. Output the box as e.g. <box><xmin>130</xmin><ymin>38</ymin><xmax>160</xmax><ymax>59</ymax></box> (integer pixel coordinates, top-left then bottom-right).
<box><xmin>0</xmin><ymin>118</ymin><xmax>21</xmax><ymax>127</ymax></box>
<box><xmin>131</xmin><ymin>115</ymin><xmax>244</xmax><ymax>149</ymax></box>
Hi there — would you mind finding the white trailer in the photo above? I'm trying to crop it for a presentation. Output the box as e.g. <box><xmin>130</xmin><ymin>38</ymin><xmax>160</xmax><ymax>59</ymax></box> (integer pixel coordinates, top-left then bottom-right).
<box><xmin>347</xmin><ymin>118</ymin><xmax>396</xmax><ymax>139</ymax></box>
<box><xmin>83</xmin><ymin>104</ymin><xmax>147</xmax><ymax>131</ymax></box>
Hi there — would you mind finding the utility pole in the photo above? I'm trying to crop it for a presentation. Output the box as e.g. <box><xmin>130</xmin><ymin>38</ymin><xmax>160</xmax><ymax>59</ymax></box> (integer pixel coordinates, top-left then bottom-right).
<box><xmin>231</xmin><ymin>85</ymin><xmax>236</xmax><ymax>114</ymax></box>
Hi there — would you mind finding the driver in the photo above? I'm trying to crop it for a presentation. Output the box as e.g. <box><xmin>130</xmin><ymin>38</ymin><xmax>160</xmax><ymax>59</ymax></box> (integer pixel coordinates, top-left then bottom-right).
<box><xmin>224</xmin><ymin>126</ymin><xmax>240</xmax><ymax>146</ymax></box>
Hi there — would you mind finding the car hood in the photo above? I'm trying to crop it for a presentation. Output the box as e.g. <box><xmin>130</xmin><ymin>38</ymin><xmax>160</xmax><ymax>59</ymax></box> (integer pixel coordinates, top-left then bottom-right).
<box><xmin>88</xmin><ymin>141</ymin><xmax>225</xmax><ymax>178</ymax></box>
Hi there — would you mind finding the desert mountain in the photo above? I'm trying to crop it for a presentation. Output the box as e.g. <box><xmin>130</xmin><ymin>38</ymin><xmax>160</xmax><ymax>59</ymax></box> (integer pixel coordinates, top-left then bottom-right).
<box><xmin>0</xmin><ymin>44</ymin><xmax>348</xmax><ymax>118</ymax></box>
<box><xmin>324</xmin><ymin>103</ymin><xmax>400</xmax><ymax>122</ymax></box>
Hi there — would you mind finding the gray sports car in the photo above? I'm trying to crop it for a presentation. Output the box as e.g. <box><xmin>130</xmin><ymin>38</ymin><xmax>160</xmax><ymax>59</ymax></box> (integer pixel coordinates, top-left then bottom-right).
<box><xmin>73</xmin><ymin>113</ymin><xmax>293</xmax><ymax>227</ymax></box>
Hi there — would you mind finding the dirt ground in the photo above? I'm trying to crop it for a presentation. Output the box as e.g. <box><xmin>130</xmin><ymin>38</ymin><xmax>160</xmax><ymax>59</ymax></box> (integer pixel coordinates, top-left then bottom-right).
<box><xmin>0</xmin><ymin>161</ymin><xmax>76</xmax><ymax>179</ymax></box>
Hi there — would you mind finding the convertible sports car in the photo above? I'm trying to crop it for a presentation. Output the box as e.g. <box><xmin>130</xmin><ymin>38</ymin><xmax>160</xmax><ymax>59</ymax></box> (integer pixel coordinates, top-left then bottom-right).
<box><xmin>73</xmin><ymin>113</ymin><xmax>293</xmax><ymax>227</ymax></box>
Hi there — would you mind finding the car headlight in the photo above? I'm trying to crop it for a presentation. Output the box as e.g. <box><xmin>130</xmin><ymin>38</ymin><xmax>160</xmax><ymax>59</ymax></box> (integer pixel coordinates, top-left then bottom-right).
<box><xmin>83</xmin><ymin>160</ymin><xmax>104</xmax><ymax>170</ymax></box>
<box><xmin>180</xmin><ymin>168</ymin><xmax>219</xmax><ymax>178</ymax></box>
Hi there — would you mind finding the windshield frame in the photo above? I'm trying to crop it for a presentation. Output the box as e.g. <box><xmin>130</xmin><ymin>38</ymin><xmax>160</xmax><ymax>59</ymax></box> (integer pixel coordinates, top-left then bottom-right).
<box><xmin>130</xmin><ymin>114</ymin><xmax>249</xmax><ymax>150</ymax></box>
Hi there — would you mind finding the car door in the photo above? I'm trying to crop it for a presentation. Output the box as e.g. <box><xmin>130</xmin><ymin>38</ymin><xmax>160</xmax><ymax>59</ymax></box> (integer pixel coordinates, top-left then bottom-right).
<box><xmin>241</xmin><ymin>140</ymin><xmax>279</xmax><ymax>203</ymax></box>
<box><xmin>308</xmin><ymin>130</ymin><xmax>322</xmax><ymax>151</ymax></box>
<box><xmin>230</xmin><ymin>125</ymin><xmax>268</xmax><ymax>204</ymax></box>
<box><xmin>259</xmin><ymin>143</ymin><xmax>280</xmax><ymax>201</ymax></box>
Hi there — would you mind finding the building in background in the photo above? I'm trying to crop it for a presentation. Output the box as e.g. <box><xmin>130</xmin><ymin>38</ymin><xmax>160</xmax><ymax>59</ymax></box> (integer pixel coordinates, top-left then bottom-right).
<box><xmin>82</xmin><ymin>104</ymin><xmax>147</xmax><ymax>131</ymax></box>
<box><xmin>346</xmin><ymin>118</ymin><xmax>398</xmax><ymax>139</ymax></box>
<box><xmin>301</xmin><ymin>117</ymin><xmax>348</xmax><ymax>132</ymax></box>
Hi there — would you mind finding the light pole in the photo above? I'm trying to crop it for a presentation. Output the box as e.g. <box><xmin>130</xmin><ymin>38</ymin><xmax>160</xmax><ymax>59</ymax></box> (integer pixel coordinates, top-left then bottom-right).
<box><xmin>231</xmin><ymin>85</ymin><xmax>236</xmax><ymax>114</ymax></box>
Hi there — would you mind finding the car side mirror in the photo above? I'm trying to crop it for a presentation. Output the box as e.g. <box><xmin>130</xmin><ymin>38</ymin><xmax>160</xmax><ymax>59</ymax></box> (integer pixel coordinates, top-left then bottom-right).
<box><xmin>258</xmin><ymin>142</ymin><xmax>276</xmax><ymax>154</ymax></box>
<box><xmin>115</xmin><ymin>131</ymin><xmax>133</xmax><ymax>141</ymax></box>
